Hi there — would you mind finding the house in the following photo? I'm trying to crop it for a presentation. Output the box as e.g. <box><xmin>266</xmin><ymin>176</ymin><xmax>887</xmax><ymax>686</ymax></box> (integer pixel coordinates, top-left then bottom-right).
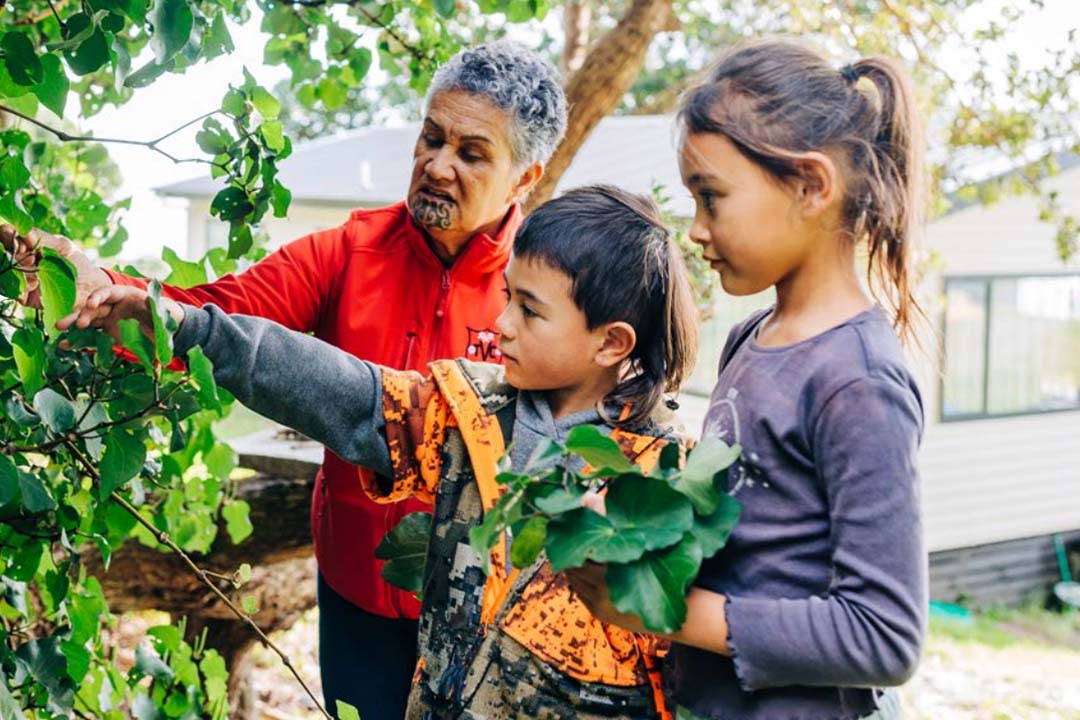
<box><xmin>158</xmin><ymin>116</ymin><xmax>1080</xmax><ymax>607</ymax></box>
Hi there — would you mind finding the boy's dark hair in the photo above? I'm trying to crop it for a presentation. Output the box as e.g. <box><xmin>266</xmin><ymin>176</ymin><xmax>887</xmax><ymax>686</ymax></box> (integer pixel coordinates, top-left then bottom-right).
<box><xmin>514</xmin><ymin>185</ymin><xmax>698</xmax><ymax>428</ymax></box>
<box><xmin>679</xmin><ymin>38</ymin><xmax>926</xmax><ymax>341</ymax></box>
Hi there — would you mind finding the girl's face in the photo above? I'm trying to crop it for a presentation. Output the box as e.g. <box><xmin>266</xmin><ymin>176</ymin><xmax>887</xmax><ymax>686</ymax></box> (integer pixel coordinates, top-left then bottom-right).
<box><xmin>680</xmin><ymin>132</ymin><xmax>810</xmax><ymax>296</ymax></box>
<box><xmin>495</xmin><ymin>256</ymin><xmax>624</xmax><ymax>402</ymax></box>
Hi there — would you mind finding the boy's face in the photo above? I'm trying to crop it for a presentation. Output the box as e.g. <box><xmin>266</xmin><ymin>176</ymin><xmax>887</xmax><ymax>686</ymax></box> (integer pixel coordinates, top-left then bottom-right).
<box><xmin>495</xmin><ymin>256</ymin><xmax>609</xmax><ymax>394</ymax></box>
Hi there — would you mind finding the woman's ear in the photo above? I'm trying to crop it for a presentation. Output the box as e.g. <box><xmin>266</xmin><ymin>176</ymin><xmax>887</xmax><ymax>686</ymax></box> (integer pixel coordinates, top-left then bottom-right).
<box><xmin>510</xmin><ymin>161</ymin><xmax>544</xmax><ymax>204</ymax></box>
<box><xmin>594</xmin><ymin>321</ymin><xmax>636</xmax><ymax>369</ymax></box>
<box><xmin>793</xmin><ymin>152</ymin><xmax>840</xmax><ymax>218</ymax></box>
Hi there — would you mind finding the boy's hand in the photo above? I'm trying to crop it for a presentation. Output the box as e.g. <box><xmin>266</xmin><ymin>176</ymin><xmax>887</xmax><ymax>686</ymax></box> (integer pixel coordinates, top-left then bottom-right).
<box><xmin>565</xmin><ymin>561</ymin><xmax>648</xmax><ymax>634</ymax></box>
<box><xmin>55</xmin><ymin>285</ymin><xmax>184</xmax><ymax>343</ymax></box>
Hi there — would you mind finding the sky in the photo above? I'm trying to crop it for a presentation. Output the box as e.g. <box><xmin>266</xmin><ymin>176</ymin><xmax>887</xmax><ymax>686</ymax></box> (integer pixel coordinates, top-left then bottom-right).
<box><xmin>79</xmin><ymin>0</ymin><xmax>1079</xmax><ymax>262</ymax></box>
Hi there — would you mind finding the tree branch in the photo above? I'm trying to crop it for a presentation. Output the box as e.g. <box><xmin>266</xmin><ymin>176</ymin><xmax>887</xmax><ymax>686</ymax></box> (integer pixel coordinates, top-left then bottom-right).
<box><xmin>62</xmin><ymin>441</ymin><xmax>332</xmax><ymax>720</ymax></box>
<box><xmin>527</xmin><ymin>0</ymin><xmax>675</xmax><ymax>210</ymax></box>
<box><xmin>0</xmin><ymin>104</ymin><xmax>228</xmax><ymax>171</ymax></box>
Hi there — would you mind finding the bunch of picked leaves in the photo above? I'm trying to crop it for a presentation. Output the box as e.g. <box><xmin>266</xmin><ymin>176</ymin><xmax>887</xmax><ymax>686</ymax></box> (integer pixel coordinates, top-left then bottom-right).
<box><xmin>379</xmin><ymin>426</ymin><xmax>742</xmax><ymax>634</ymax></box>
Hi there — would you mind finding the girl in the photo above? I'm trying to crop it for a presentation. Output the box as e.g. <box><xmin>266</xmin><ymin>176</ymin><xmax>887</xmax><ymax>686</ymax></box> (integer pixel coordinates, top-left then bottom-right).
<box><xmin>569</xmin><ymin>39</ymin><xmax>926</xmax><ymax>719</ymax></box>
<box><xmin>59</xmin><ymin>186</ymin><xmax>698</xmax><ymax>720</ymax></box>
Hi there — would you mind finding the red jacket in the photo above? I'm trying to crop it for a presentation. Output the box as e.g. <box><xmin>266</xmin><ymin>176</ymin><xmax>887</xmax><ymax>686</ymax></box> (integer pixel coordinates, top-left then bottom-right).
<box><xmin>107</xmin><ymin>201</ymin><xmax>517</xmax><ymax>619</ymax></box>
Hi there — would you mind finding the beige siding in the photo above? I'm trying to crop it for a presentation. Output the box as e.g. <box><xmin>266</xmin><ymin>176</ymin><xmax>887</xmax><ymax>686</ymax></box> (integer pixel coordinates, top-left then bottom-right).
<box><xmin>920</xmin><ymin>410</ymin><xmax>1080</xmax><ymax>552</ymax></box>
<box><xmin>184</xmin><ymin>199</ymin><xmax>365</xmax><ymax>258</ymax></box>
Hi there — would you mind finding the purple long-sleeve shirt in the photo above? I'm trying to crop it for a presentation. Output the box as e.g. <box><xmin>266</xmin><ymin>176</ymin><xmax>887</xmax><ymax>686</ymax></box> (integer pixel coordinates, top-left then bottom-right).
<box><xmin>666</xmin><ymin>307</ymin><xmax>927</xmax><ymax>719</ymax></box>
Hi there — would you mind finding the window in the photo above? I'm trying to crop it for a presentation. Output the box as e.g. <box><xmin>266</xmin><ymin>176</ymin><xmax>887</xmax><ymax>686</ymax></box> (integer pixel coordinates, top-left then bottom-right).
<box><xmin>941</xmin><ymin>274</ymin><xmax>1080</xmax><ymax>420</ymax></box>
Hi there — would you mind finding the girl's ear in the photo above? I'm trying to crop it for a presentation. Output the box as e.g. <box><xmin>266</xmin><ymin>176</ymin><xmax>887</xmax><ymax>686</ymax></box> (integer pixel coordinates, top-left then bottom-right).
<box><xmin>594</xmin><ymin>321</ymin><xmax>636</xmax><ymax>369</ymax></box>
<box><xmin>793</xmin><ymin>152</ymin><xmax>840</xmax><ymax>218</ymax></box>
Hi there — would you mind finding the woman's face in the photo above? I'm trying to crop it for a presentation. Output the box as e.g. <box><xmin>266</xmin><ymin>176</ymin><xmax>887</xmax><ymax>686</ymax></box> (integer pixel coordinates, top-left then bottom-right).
<box><xmin>407</xmin><ymin>90</ymin><xmax>539</xmax><ymax>249</ymax></box>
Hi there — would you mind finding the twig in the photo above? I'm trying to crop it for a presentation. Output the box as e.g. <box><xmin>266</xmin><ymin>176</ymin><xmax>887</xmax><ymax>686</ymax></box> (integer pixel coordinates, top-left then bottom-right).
<box><xmin>0</xmin><ymin>104</ymin><xmax>228</xmax><ymax>171</ymax></box>
<box><xmin>279</xmin><ymin>0</ymin><xmax>434</xmax><ymax>69</ymax></box>
<box><xmin>12</xmin><ymin>0</ymin><xmax>71</xmax><ymax>27</ymax></box>
<box><xmin>62</xmin><ymin>440</ymin><xmax>332</xmax><ymax>720</ymax></box>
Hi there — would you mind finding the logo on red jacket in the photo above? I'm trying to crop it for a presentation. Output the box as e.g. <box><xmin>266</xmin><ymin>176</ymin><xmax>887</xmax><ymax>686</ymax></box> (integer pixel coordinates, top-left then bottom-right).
<box><xmin>466</xmin><ymin>327</ymin><xmax>502</xmax><ymax>363</ymax></box>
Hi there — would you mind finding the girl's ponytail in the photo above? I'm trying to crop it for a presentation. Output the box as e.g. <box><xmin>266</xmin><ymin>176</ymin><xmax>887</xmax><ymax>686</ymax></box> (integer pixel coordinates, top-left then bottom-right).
<box><xmin>848</xmin><ymin>57</ymin><xmax>927</xmax><ymax>341</ymax></box>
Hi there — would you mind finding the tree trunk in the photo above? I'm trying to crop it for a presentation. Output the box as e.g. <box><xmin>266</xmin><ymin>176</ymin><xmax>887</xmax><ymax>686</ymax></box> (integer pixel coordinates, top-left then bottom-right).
<box><xmin>560</xmin><ymin>1</ymin><xmax>592</xmax><ymax>77</ymax></box>
<box><xmin>528</xmin><ymin>0</ymin><xmax>675</xmax><ymax>211</ymax></box>
<box><xmin>89</xmin><ymin>443</ymin><xmax>322</xmax><ymax>719</ymax></box>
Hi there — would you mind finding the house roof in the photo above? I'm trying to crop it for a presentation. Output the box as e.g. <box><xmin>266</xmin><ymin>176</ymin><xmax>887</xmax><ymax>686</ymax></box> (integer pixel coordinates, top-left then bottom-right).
<box><xmin>156</xmin><ymin>115</ymin><xmax>696</xmax><ymax>215</ymax></box>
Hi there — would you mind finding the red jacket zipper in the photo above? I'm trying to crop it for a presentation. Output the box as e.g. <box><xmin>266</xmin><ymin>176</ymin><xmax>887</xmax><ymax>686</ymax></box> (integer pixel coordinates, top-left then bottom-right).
<box><xmin>431</xmin><ymin>270</ymin><xmax>451</xmax><ymax>356</ymax></box>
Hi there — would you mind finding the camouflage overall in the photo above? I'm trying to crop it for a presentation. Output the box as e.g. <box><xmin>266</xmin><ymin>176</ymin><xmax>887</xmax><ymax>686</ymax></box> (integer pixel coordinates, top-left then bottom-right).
<box><xmin>364</xmin><ymin>359</ymin><xmax>677</xmax><ymax>720</ymax></box>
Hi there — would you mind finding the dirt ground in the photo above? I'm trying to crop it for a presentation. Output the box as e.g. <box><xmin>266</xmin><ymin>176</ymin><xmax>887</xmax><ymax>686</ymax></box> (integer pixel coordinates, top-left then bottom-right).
<box><xmin>241</xmin><ymin>606</ymin><xmax>1080</xmax><ymax>720</ymax></box>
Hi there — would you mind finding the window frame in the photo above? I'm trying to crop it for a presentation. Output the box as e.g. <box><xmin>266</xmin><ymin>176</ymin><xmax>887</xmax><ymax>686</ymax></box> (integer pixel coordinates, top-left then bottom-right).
<box><xmin>940</xmin><ymin>271</ymin><xmax>1080</xmax><ymax>423</ymax></box>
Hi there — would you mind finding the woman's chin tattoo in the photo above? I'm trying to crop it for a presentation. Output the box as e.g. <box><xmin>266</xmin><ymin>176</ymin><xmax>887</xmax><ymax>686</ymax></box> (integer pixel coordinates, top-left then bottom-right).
<box><xmin>410</xmin><ymin>197</ymin><xmax>453</xmax><ymax>230</ymax></box>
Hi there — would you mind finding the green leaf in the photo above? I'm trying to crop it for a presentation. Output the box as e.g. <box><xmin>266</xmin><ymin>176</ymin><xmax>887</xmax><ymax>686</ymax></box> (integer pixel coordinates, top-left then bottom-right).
<box><xmin>222</xmin><ymin>500</ymin><xmax>253</xmax><ymax>543</ymax></box>
<box><xmin>204</xmin><ymin>442</ymin><xmax>236</xmax><ymax>480</ymax></box>
<box><xmin>348</xmin><ymin>47</ymin><xmax>372</xmax><ymax>83</ymax></box>
<box><xmin>60</xmin><ymin>640</ymin><xmax>90</xmax><ymax>684</ymax></box>
<box><xmin>203</xmin><ymin>11</ymin><xmax>235</xmax><ymax>59</ymax></box>
<box><xmin>123</xmin><ymin>58</ymin><xmax>171</xmax><ymax>88</ymax></box>
<box><xmin>242</xmin><ymin>594</ymin><xmax>259</xmax><ymax>614</ymax></box>
<box><xmin>31</xmin><ymin>55</ymin><xmax>69</xmax><ymax>117</ymax></box>
<box><xmin>186</xmin><ymin>346</ymin><xmax>221</xmax><ymax>411</ymax></box>
<box><xmin>260</xmin><ymin>120</ymin><xmax>285</xmax><ymax>152</ymax></box>
<box><xmin>211</xmin><ymin>187</ymin><xmax>253</xmax><ymax>222</ymax></box>
<box><xmin>149</xmin><ymin>0</ymin><xmax>194</xmax><ymax>64</ymax></box>
<box><xmin>12</xmin><ymin>326</ymin><xmax>45</xmax><ymax>397</ymax></box>
<box><xmin>0</xmin><ymin>677</ymin><xmax>21</xmax><ymax>719</ymax></box>
<box><xmin>118</xmin><ymin>317</ymin><xmax>155</xmax><ymax>370</ymax></box>
<box><xmin>690</xmin><ymin>494</ymin><xmax>741</xmax><ymax>558</ymax></box>
<box><xmin>2</xmin><ymin>32</ymin><xmax>43</xmax><ymax>86</ymax></box>
<box><xmin>251</xmin><ymin>86</ymin><xmax>280</xmax><ymax>119</ymax></box>
<box><xmin>605</xmin><ymin>475</ymin><xmax>694</xmax><ymax>552</ymax></box>
<box><xmin>546</xmin><ymin>508</ymin><xmax>642</xmax><ymax>571</ymax></box>
<box><xmin>67</xmin><ymin>579</ymin><xmax>106</xmax><ymax>644</ymax></box>
<box><xmin>606</xmin><ymin>535</ymin><xmax>703</xmax><ymax>634</ymax></box>
<box><xmin>133</xmin><ymin>643</ymin><xmax>174</xmax><ymax>683</ymax></box>
<box><xmin>510</xmin><ymin>516</ymin><xmax>547</xmax><ymax>568</ymax></box>
<box><xmin>62</xmin><ymin>15</ymin><xmax>110</xmax><ymax>76</ymax></box>
<box><xmin>336</xmin><ymin>701</ymin><xmax>362</xmax><ymax>720</ymax></box>
<box><xmin>317</xmin><ymin>77</ymin><xmax>347</xmax><ymax>111</ymax></box>
<box><xmin>0</xmin><ymin>192</ymin><xmax>34</xmax><ymax>236</ymax></box>
<box><xmin>38</xmin><ymin>250</ymin><xmax>77</xmax><ymax>335</ymax></box>
<box><xmin>98</xmin><ymin>226</ymin><xmax>127</xmax><ymax>257</ymax></box>
<box><xmin>147</xmin><ymin>281</ymin><xmax>174</xmax><ymax>365</ymax></box>
<box><xmin>237</xmin><ymin>562</ymin><xmax>252</xmax><ymax>584</ymax></box>
<box><xmin>673</xmin><ymin>438</ymin><xmax>741</xmax><ymax>514</ymax></box>
<box><xmin>162</xmin><ymin>246</ymin><xmax>206</xmax><ymax>287</ymax></box>
<box><xmin>221</xmin><ymin>87</ymin><xmax>246</xmax><ymax>116</ymax></box>
<box><xmin>99</xmin><ymin>429</ymin><xmax>147</xmax><ymax>497</ymax></box>
<box><xmin>0</xmin><ymin>455</ymin><xmax>19</xmax><ymax>507</ymax></box>
<box><xmin>228</xmin><ymin>223</ymin><xmax>253</xmax><ymax>258</ymax></box>
<box><xmin>17</xmin><ymin>468</ymin><xmax>56</xmax><ymax>512</ymax></box>
<box><xmin>270</xmin><ymin>180</ymin><xmax>291</xmax><ymax>218</ymax></box>
<box><xmin>0</xmin><ymin>155</ymin><xmax>30</xmax><ymax>192</ymax></box>
<box><xmin>33</xmin><ymin>388</ymin><xmax>76</xmax><ymax>434</ymax></box>
<box><xmin>564</xmin><ymin>425</ymin><xmax>635</xmax><ymax>474</ymax></box>
<box><xmin>434</xmin><ymin>0</ymin><xmax>457</xmax><ymax>18</ymax></box>
<box><xmin>531</xmin><ymin>484</ymin><xmax>584</xmax><ymax>515</ymax></box>
<box><xmin>374</xmin><ymin>511</ymin><xmax>431</xmax><ymax>592</ymax></box>
<box><xmin>15</xmin><ymin>637</ymin><xmax>74</xmax><ymax>714</ymax></box>
<box><xmin>0</xmin><ymin>261</ymin><xmax>23</xmax><ymax>299</ymax></box>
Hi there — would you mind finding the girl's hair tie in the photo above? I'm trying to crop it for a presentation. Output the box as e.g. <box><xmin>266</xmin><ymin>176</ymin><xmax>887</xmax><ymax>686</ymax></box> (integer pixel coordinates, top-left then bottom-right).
<box><xmin>839</xmin><ymin>63</ymin><xmax>860</xmax><ymax>84</ymax></box>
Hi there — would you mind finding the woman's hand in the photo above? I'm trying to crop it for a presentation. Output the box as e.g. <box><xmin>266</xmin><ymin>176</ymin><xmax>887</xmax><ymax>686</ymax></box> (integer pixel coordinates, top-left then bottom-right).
<box><xmin>55</xmin><ymin>285</ymin><xmax>184</xmax><ymax>343</ymax></box>
<box><xmin>0</xmin><ymin>224</ymin><xmax>113</xmax><ymax>309</ymax></box>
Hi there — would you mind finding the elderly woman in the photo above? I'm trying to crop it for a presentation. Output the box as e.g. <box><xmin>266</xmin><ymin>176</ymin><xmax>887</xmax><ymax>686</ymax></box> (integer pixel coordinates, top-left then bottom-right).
<box><xmin>10</xmin><ymin>41</ymin><xmax>567</xmax><ymax>719</ymax></box>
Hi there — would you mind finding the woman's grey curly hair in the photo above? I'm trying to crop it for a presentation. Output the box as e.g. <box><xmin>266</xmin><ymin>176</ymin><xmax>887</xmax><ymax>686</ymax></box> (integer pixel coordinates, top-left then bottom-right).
<box><xmin>425</xmin><ymin>41</ymin><xmax>568</xmax><ymax>168</ymax></box>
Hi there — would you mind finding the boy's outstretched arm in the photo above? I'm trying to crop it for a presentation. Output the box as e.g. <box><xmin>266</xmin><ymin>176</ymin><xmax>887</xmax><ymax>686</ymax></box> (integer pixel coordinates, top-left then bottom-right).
<box><xmin>58</xmin><ymin>287</ymin><xmax>393</xmax><ymax>476</ymax></box>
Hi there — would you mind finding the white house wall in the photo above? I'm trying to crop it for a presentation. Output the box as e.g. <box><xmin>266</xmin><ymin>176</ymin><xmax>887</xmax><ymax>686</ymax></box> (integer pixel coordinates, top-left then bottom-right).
<box><xmin>918</xmin><ymin>164</ymin><xmax>1080</xmax><ymax>553</ymax></box>
<box><xmin>185</xmin><ymin>199</ymin><xmax>364</xmax><ymax>258</ymax></box>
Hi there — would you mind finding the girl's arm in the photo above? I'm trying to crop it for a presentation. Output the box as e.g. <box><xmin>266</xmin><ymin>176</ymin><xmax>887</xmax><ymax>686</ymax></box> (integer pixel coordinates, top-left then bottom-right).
<box><xmin>571</xmin><ymin>374</ymin><xmax>925</xmax><ymax>690</ymax></box>
<box><xmin>705</xmin><ymin>375</ymin><xmax>926</xmax><ymax>690</ymax></box>
<box><xmin>58</xmin><ymin>286</ymin><xmax>393</xmax><ymax>476</ymax></box>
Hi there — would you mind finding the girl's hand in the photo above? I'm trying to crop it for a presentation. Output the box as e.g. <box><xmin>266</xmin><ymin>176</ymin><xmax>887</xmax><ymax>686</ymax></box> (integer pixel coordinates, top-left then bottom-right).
<box><xmin>565</xmin><ymin>561</ymin><xmax>649</xmax><ymax>635</ymax></box>
<box><xmin>55</xmin><ymin>285</ymin><xmax>184</xmax><ymax>343</ymax></box>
